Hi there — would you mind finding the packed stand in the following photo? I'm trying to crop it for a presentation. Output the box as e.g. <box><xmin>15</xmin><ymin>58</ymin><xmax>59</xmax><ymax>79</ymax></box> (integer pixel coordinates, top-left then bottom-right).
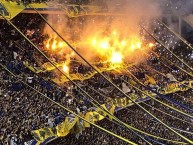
<box><xmin>0</xmin><ymin>10</ymin><xmax>193</xmax><ymax>145</ymax></box>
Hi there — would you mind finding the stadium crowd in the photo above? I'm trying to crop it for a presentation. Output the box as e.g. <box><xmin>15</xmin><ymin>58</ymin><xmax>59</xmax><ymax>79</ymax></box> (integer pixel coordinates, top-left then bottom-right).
<box><xmin>0</xmin><ymin>2</ymin><xmax>193</xmax><ymax>145</ymax></box>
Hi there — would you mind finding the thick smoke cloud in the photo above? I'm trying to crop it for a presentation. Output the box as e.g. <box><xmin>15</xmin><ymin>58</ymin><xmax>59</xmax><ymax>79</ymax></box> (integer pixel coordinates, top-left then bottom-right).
<box><xmin>43</xmin><ymin>0</ymin><xmax>178</xmax><ymax>65</ymax></box>
<box><xmin>161</xmin><ymin>0</ymin><xmax>193</xmax><ymax>15</ymax></box>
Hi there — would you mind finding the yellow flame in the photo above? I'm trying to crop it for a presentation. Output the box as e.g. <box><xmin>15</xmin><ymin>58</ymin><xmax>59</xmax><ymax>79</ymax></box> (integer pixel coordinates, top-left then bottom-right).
<box><xmin>71</xmin><ymin>51</ymin><xmax>75</xmax><ymax>56</ymax></box>
<box><xmin>99</xmin><ymin>40</ymin><xmax>109</xmax><ymax>50</ymax></box>
<box><xmin>46</xmin><ymin>43</ymin><xmax>50</xmax><ymax>49</ymax></box>
<box><xmin>52</xmin><ymin>44</ymin><xmax>56</xmax><ymax>50</ymax></box>
<box><xmin>92</xmin><ymin>39</ymin><xmax>97</xmax><ymax>46</ymax></box>
<box><xmin>136</xmin><ymin>42</ymin><xmax>141</xmax><ymax>49</ymax></box>
<box><xmin>45</xmin><ymin>38</ymin><xmax>51</xmax><ymax>49</ymax></box>
<box><xmin>110</xmin><ymin>52</ymin><xmax>123</xmax><ymax>64</ymax></box>
<box><xmin>63</xmin><ymin>64</ymin><xmax>69</xmax><ymax>74</ymax></box>
<box><xmin>58</xmin><ymin>42</ymin><xmax>66</xmax><ymax>48</ymax></box>
<box><xmin>121</xmin><ymin>40</ymin><xmax>127</xmax><ymax>46</ymax></box>
<box><xmin>45</xmin><ymin>30</ymin><xmax>153</xmax><ymax>72</ymax></box>
<box><xmin>131</xmin><ymin>44</ymin><xmax>135</xmax><ymax>51</ymax></box>
<box><xmin>149</xmin><ymin>43</ymin><xmax>154</xmax><ymax>48</ymax></box>
<box><xmin>113</xmin><ymin>30</ymin><xmax>117</xmax><ymax>36</ymax></box>
<box><xmin>52</xmin><ymin>39</ymin><xmax>57</xmax><ymax>50</ymax></box>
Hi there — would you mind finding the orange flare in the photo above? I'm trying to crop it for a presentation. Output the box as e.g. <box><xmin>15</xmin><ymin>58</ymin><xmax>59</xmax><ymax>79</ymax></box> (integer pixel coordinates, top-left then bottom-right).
<box><xmin>46</xmin><ymin>43</ymin><xmax>49</xmax><ymax>49</ymax></box>
<box><xmin>63</xmin><ymin>64</ymin><xmax>69</xmax><ymax>74</ymax></box>
<box><xmin>110</xmin><ymin>52</ymin><xmax>123</xmax><ymax>64</ymax></box>
<box><xmin>121</xmin><ymin>40</ymin><xmax>127</xmax><ymax>46</ymax></box>
<box><xmin>58</xmin><ymin>42</ymin><xmax>66</xmax><ymax>48</ymax></box>
<box><xmin>149</xmin><ymin>43</ymin><xmax>154</xmax><ymax>48</ymax></box>
<box><xmin>113</xmin><ymin>30</ymin><xmax>117</xmax><ymax>36</ymax></box>
<box><xmin>99</xmin><ymin>40</ymin><xmax>109</xmax><ymax>50</ymax></box>
<box><xmin>136</xmin><ymin>42</ymin><xmax>141</xmax><ymax>49</ymax></box>
<box><xmin>92</xmin><ymin>39</ymin><xmax>97</xmax><ymax>46</ymax></box>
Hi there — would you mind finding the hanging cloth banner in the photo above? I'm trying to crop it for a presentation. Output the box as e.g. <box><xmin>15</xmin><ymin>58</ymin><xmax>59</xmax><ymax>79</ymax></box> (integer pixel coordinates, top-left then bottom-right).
<box><xmin>0</xmin><ymin>1</ymin><xmax>25</xmax><ymax>20</ymax></box>
<box><xmin>0</xmin><ymin>0</ymin><xmax>108</xmax><ymax>20</ymax></box>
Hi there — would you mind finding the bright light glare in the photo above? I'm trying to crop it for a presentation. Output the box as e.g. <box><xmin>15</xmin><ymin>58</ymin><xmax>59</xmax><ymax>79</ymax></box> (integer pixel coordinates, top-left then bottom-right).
<box><xmin>58</xmin><ymin>42</ymin><xmax>66</xmax><ymax>48</ymax></box>
<box><xmin>113</xmin><ymin>30</ymin><xmax>117</xmax><ymax>36</ymax></box>
<box><xmin>110</xmin><ymin>52</ymin><xmax>123</xmax><ymax>64</ymax></box>
<box><xmin>131</xmin><ymin>44</ymin><xmax>135</xmax><ymax>50</ymax></box>
<box><xmin>99</xmin><ymin>41</ymin><xmax>109</xmax><ymax>50</ymax></box>
<box><xmin>121</xmin><ymin>40</ymin><xmax>126</xmax><ymax>46</ymax></box>
<box><xmin>63</xmin><ymin>64</ymin><xmax>69</xmax><ymax>73</ymax></box>
<box><xmin>92</xmin><ymin>39</ymin><xmax>97</xmax><ymax>46</ymax></box>
<box><xmin>46</xmin><ymin>43</ymin><xmax>49</xmax><ymax>49</ymax></box>
<box><xmin>136</xmin><ymin>42</ymin><xmax>141</xmax><ymax>48</ymax></box>
<box><xmin>52</xmin><ymin>40</ymin><xmax>57</xmax><ymax>50</ymax></box>
<box><xmin>149</xmin><ymin>43</ymin><xmax>154</xmax><ymax>48</ymax></box>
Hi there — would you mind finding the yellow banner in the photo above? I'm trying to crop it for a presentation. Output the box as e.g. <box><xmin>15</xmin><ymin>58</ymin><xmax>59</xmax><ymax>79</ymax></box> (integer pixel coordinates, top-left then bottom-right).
<box><xmin>31</xmin><ymin>127</ymin><xmax>57</xmax><ymax>142</ymax></box>
<box><xmin>0</xmin><ymin>1</ymin><xmax>107</xmax><ymax>20</ymax></box>
<box><xmin>56</xmin><ymin>121</ymin><xmax>69</xmax><ymax>137</ymax></box>
<box><xmin>65</xmin><ymin>116</ymin><xmax>79</xmax><ymax>131</ymax></box>
<box><xmin>0</xmin><ymin>1</ymin><xmax>25</xmax><ymax>20</ymax></box>
<box><xmin>83</xmin><ymin>112</ymin><xmax>95</xmax><ymax>128</ymax></box>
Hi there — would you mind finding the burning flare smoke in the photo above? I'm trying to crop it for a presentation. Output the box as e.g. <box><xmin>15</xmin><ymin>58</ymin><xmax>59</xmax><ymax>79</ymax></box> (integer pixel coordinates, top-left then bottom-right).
<box><xmin>42</xmin><ymin>0</ymin><xmax>162</xmax><ymax>72</ymax></box>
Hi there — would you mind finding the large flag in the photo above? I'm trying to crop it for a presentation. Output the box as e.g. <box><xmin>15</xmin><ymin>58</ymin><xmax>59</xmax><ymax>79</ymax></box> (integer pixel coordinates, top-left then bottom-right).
<box><xmin>96</xmin><ymin>104</ymin><xmax>108</xmax><ymax>117</ymax></box>
<box><xmin>65</xmin><ymin>116</ymin><xmax>79</xmax><ymax>131</ymax></box>
<box><xmin>108</xmin><ymin>104</ymin><xmax>115</xmax><ymax>120</ymax></box>
<box><xmin>0</xmin><ymin>1</ymin><xmax>25</xmax><ymax>20</ymax></box>
<box><xmin>71</xmin><ymin>117</ymin><xmax>85</xmax><ymax>139</ymax></box>
<box><xmin>56</xmin><ymin>121</ymin><xmax>69</xmax><ymax>137</ymax></box>
<box><xmin>93</xmin><ymin>111</ymin><xmax>105</xmax><ymax>121</ymax></box>
<box><xmin>31</xmin><ymin>127</ymin><xmax>57</xmax><ymax>143</ymax></box>
<box><xmin>83</xmin><ymin>112</ymin><xmax>95</xmax><ymax>128</ymax></box>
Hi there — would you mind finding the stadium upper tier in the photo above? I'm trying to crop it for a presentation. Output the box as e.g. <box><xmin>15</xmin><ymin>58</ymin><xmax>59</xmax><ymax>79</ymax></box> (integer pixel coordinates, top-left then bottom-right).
<box><xmin>0</xmin><ymin>1</ymin><xmax>108</xmax><ymax>19</ymax></box>
<box><xmin>0</xmin><ymin>1</ymin><xmax>191</xmax><ymax>19</ymax></box>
